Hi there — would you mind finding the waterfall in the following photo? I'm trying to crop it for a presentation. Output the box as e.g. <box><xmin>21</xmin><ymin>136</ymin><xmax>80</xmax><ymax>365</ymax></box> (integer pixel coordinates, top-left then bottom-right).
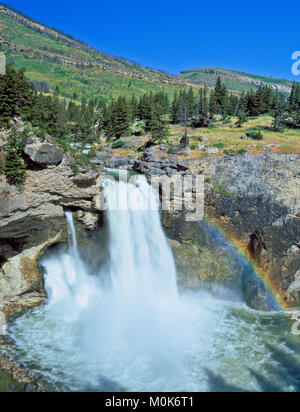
<box><xmin>45</xmin><ymin>176</ymin><xmax>178</xmax><ymax>312</ymax></box>
<box><xmin>103</xmin><ymin>174</ymin><xmax>178</xmax><ymax>302</ymax></box>
<box><xmin>42</xmin><ymin>211</ymin><xmax>96</xmax><ymax>312</ymax></box>
<box><xmin>32</xmin><ymin>173</ymin><xmax>200</xmax><ymax>390</ymax></box>
<box><xmin>6</xmin><ymin>172</ymin><xmax>297</xmax><ymax>392</ymax></box>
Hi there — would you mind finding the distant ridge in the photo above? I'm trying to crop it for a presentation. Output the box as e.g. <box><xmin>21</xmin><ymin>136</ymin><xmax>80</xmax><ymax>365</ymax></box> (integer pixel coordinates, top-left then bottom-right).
<box><xmin>0</xmin><ymin>3</ymin><xmax>296</xmax><ymax>100</ymax></box>
<box><xmin>179</xmin><ymin>67</ymin><xmax>296</xmax><ymax>94</ymax></box>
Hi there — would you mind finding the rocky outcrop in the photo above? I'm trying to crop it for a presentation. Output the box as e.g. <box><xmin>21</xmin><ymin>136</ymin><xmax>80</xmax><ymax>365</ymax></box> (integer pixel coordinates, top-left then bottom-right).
<box><xmin>187</xmin><ymin>151</ymin><xmax>300</xmax><ymax>307</ymax></box>
<box><xmin>286</xmin><ymin>270</ymin><xmax>300</xmax><ymax>302</ymax></box>
<box><xmin>0</xmin><ymin>131</ymin><xmax>105</xmax><ymax>310</ymax></box>
<box><xmin>99</xmin><ymin>148</ymin><xmax>300</xmax><ymax>308</ymax></box>
<box><xmin>24</xmin><ymin>142</ymin><xmax>64</xmax><ymax>166</ymax></box>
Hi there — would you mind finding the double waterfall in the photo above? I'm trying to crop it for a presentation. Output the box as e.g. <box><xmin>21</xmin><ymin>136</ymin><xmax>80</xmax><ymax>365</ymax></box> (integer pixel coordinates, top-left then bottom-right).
<box><xmin>6</xmin><ymin>173</ymin><xmax>294</xmax><ymax>392</ymax></box>
<box><xmin>31</xmin><ymin>174</ymin><xmax>201</xmax><ymax>391</ymax></box>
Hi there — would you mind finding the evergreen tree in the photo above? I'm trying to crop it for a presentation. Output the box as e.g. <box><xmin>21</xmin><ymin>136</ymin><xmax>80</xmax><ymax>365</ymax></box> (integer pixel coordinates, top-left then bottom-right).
<box><xmin>104</xmin><ymin>97</ymin><xmax>130</xmax><ymax>140</ymax></box>
<box><xmin>0</xmin><ymin>64</ymin><xmax>36</xmax><ymax>126</ymax></box>
<box><xmin>3</xmin><ymin>128</ymin><xmax>28</xmax><ymax>187</ymax></box>
<box><xmin>213</xmin><ymin>76</ymin><xmax>228</xmax><ymax>115</ymax></box>
<box><xmin>149</xmin><ymin>104</ymin><xmax>169</xmax><ymax>143</ymax></box>
<box><xmin>236</xmin><ymin>92</ymin><xmax>248</xmax><ymax>127</ymax></box>
<box><xmin>171</xmin><ymin>91</ymin><xmax>180</xmax><ymax>124</ymax></box>
<box><xmin>271</xmin><ymin>91</ymin><xmax>287</xmax><ymax>131</ymax></box>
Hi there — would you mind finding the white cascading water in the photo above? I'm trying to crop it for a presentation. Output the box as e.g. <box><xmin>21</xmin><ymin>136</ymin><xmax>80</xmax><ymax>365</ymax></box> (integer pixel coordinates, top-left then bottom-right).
<box><xmin>104</xmin><ymin>175</ymin><xmax>178</xmax><ymax>303</ymax></box>
<box><xmin>5</xmin><ymin>174</ymin><xmax>299</xmax><ymax>392</ymax></box>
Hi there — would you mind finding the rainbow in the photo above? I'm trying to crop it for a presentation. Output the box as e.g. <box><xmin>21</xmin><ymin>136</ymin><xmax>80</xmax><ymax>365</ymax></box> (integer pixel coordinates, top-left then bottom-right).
<box><xmin>204</xmin><ymin>216</ymin><xmax>286</xmax><ymax>311</ymax></box>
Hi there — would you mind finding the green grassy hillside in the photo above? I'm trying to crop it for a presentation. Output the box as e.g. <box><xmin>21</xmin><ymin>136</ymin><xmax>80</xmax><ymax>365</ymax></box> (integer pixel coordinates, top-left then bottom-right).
<box><xmin>179</xmin><ymin>67</ymin><xmax>296</xmax><ymax>95</ymax></box>
<box><xmin>0</xmin><ymin>4</ymin><xmax>195</xmax><ymax>102</ymax></box>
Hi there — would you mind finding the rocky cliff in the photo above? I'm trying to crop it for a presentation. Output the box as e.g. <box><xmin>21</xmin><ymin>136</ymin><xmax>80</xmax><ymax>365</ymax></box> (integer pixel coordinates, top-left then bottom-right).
<box><xmin>1</xmin><ymin>127</ymin><xmax>300</xmax><ymax>312</ymax></box>
<box><xmin>0</xmin><ymin>127</ymin><xmax>105</xmax><ymax>312</ymax></box>
<box><xmin>94</xmin><ymin>148</ymin><xmax>300</xmax><ymax>308</ymax></box>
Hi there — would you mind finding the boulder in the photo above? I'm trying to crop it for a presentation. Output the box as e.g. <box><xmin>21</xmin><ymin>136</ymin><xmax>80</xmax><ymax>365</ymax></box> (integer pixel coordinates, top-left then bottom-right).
<box><xmin>24</xmin><ymin>142</ymin><xmax>64</xmax><ymax>166</ymax></box>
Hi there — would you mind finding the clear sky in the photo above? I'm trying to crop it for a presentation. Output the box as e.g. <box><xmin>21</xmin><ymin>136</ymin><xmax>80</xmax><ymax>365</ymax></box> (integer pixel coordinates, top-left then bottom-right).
<box><xmin>3</xmin><ymin>0</ymin><xmax>300</xmax><ymax>80</ymax></box>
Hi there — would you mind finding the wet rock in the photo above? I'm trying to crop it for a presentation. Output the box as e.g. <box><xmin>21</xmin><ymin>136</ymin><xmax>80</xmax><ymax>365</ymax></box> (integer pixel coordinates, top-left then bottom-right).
<box><xmin>75</xmin><ymin>211</ymin><xmax>99</xmax><ymax>231</ymax></box>
<box><xmin>285</xmin><ymin>270</ymin><xmax>300</xmax><ymax>303</ymax></box>
<box><xmin>0</xmin><ymin>232</ymin><xmax>61</xmax><ymax>311</ymax></box>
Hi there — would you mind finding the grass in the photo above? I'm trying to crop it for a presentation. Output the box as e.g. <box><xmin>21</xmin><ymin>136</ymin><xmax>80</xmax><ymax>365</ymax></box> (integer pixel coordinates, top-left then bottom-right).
<box><xmin>168</xmin><ymin>115</ymin><xmax>300</xmax><ymax>156</ymax></box>
<box><xmin>102</xmin><ymin>114</ymin><xmax>300</xmax><ymax>160</ymax></box>
<box><xmin>179</xmin><ymin>67</ymin><xmax>295</xmax><ymax>93</ymax></box>
<box><xmin>0</xmin><ymin>370</ymin><xmax>22</xmax><ymax>392</ymax></box>
<box><xmin>0</xmin><ymin>12</ymin><xmax>187</xmax><ymax>103</ymax></box>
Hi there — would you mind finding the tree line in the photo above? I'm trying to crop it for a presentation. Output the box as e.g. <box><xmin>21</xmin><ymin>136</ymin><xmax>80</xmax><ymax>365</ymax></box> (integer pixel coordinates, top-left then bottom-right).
<box><xmin>1</xmin><ymin>64</ymin><xmax>300</xmax><ymax>149</ymax></box>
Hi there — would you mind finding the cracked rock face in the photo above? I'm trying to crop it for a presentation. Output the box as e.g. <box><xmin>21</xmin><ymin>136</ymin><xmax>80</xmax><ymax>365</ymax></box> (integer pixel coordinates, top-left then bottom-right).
<box><xmin>193</xmin><ymin>152</ymin><xmax>300</xmax><ymax>308</ymax></box>
<box><xmin>0</xmin><ymin>147</ymin><xmax>104</xmax><ymax>310</ymax></box>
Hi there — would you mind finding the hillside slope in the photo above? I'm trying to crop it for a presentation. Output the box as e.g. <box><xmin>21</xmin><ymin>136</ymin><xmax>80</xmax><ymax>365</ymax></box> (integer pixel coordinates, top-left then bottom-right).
<box><xmin>0</xmin><ymin>4</ymin><xmax>195</xmax><ymax>102</ymax></box>
<box><xmin>179</xmin><ymin>67</ymin><xmax>295</xmax><ymax>94</ymax></box>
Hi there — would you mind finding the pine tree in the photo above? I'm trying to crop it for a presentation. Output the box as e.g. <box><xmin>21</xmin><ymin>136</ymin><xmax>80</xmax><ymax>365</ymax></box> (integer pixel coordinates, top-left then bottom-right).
<box><xmin>149</xmin><ymin>104</ymin><xmax>169</xmax><ymax>143</ymax></box>
<box><xmin>171</xmin><ymin>91</ymin><xmax>180</xmax><ymax>124</ymax></box>
<box><xmin>3</xmin><ymin>128</ymin><xmax>28</xmax><ymax>187</ymax></box>
<box><xmin>236</xmin><ymin>92</ymin><xmax>248</xmax><ymax>127</ymax></box>
<box><xmin>271</xmin><ymin>91</ymin><xmax>287</xmax><ymax>131</ymax></box>
<box><xmin>104</xmin><ymin>97</ymin><xmax>130</xmax><ymax>140</ymax></box>
<box><xmin>213</xmin><ymin>76</ymin><xmax>228</xmax><ymax>115</ymax></box>
<box><xmin>0</xmin><ymin>64</ymin><xmax>36</xmax><ymax>126</ymax></box>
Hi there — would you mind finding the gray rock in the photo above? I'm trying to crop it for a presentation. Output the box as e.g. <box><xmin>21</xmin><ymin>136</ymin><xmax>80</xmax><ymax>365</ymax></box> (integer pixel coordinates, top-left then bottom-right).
<box><xmin>73</xmin><ymin>172</ymin><xmax>98</xmax><ymax>188</ymax></box>
<box><xmin>24</xmin><ymin>143</ymin><xmax>64</xmax><ymax>166</ymax></box>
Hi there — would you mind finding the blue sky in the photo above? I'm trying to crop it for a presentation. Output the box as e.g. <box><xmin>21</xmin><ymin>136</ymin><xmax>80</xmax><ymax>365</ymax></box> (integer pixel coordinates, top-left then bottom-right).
<box><xmin>4</xmin><ymin>0</ymin><xmax>300</xmax><ymax>80</ymax></box>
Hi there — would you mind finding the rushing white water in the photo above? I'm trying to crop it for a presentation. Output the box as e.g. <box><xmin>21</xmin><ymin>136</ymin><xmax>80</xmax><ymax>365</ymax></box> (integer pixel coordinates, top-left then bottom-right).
<box><xmin>5</xmin><ymin>175</ymin><xmax>300</xmax><ymax>392</ymax></box>
<box><xmin>104</xmin><ymin>175</ymin><xmax>178</xmax><ymax>302</ymax></box>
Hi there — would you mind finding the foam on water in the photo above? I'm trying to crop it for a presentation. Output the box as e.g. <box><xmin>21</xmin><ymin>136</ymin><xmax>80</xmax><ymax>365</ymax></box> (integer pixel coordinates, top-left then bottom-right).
<box><xmin>5</xmin><ymin>175</ymin><xmax>300</xmax><ymax>392</ymax></box>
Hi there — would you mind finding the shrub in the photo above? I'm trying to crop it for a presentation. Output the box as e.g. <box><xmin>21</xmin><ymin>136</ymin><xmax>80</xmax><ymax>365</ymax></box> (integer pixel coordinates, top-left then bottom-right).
<box><xmin>214</xmin><ymin>142</ymin><xmax>225</xmax><ymax>149</ymax></box>
<box><xmin>245</xmin><ymin>128</ymin><xmax>264</xmax><ymax>140</ymax></box>
<box><xmin>112</xmin><ymin>139</ymin><xmax>126</xmax><ymax>149</ymax></box>
<box><xmin>237</xmin><ymin>149</ymin><xmax>247</xmax><ymax>155</ymax></box>
<box><xmin>223</xmin><ymin>149</ymin><xmax>235</xmax><ymax>155</ymax></box>
<box><xmin>190</xmin><ymin>143</ymin><xmax>197</xmax><ymax>150</ymax></box>
<box><xmin>252</xmin><ymin>130</ymin><xmax>264</xmax><ymax>140</ymax></box>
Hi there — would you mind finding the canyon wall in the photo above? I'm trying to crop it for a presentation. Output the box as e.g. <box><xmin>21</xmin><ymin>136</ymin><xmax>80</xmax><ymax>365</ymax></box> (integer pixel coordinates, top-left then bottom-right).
<box><xmin>1</xmin><ymin>132</ymin><xmax>300</xmax><ymax>311</ymax></box>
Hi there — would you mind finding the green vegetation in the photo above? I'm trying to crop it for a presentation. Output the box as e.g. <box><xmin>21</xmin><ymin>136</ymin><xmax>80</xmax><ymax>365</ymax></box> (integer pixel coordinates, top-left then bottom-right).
<box><xmin>0</xmin><ymin>370</ymin><xmax>22</xmax><ymax>392</ymax></box>
<box><xmin>0</xmin><ymin>4</ymin><xmax>299</xmax><ymax>172</ymax></box>
<box><xmin>245</xmin><ymin>129</ymin><xmax>264</xmax><ymax>140</ymax></box>
<box><xmin>223</xmin><ymin>149</ymin><xmax>235</xmax><ymax>155</ymax></box>
<box><xmin>179</xmin><ymin>67</ymin><xmax>295</xmax><ymax>94</ymax></box>
<box><xmin>0</xmin><ymin>7</ymin><xmax>188</xmax><ymax>103</ymax></box>
<box><xmin>112</xmin><ymin>140</ymin><xmax>126</xmax><ymax>149</ymax></box>
<box><xmin>2</xmin><ymin>128</ymin><xmax>29</xmax><ymax>187</ymax></box>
